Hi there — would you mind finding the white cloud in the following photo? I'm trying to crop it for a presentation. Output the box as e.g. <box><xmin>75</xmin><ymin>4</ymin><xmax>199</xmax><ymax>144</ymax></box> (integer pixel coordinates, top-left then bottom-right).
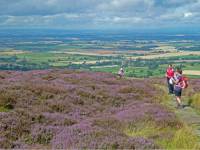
<box><xmin>0</xmin><ymin>0</ymin><xmax>200</xmax><ymax>28</ymax></box>
<box><xmin>97</xmin><ymin>0</ymin><xmax>154</xmax><ymax>12</ymax></box>
<box><xmin>113</xmin><ymin>16</ymin><xmax>142</xmax><ymax>23</ymax></box>
<box><xmin>46</xmin><ymin>0</ymin><xmax>57</xmax><ymax>6</ymax></box>
<box><xmin>184</xmin><ymin>12</ymin><xmax>193</xmax><ymax>18</ymax></box>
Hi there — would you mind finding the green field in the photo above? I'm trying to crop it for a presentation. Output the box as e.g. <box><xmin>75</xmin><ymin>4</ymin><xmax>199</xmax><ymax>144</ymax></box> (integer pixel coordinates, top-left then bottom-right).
<box><xmin>1</xmin><ymin>49</ymin><xmax>200</xmax><ymax>78</ymax></box>
<box><xmin>1</xmin><ymin>40</ymin><xmax>200</xmax><ymax>78</ymax></box>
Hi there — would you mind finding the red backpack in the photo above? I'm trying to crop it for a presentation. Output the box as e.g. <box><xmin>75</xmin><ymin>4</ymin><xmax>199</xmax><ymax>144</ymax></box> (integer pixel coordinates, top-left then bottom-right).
<box><xmin>180</xmin><ymin>76</ymin><xmax>189</xmax><ymax>89</ymax></box>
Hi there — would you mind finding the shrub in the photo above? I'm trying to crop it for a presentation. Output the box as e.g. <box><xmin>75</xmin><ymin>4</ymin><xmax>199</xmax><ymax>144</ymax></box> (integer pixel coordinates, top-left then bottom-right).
<box><xmin>0</xmin><ymin>74</ymin><xmax>5</xmax><ymax>79</ymax></box>
<box><xmin>64</xmin><ymin>77</ymin><xmax>80</xmax><ymax>84</ymax></box>
<box><xmin>188</xmin><ymin>93</ymin><xmax>200</xmax><ymax>109</ymax></box>
<box><xmin>25</xmin><ymin>83</ymin><xmax>65</xmax><ymax>95</ymax></box>
<box><xmin>36</xmin><ymin>130</ymin><xmax>53</xmax><ymax>145</ymax></box>
<box><xmin>111</xmin><ymin>97</ymin><xmax>125</xmax><ymax>107</ymax></box>
<box><xmin>29</xmin><ymin>126</ymin><xmax>54</xmax><ymax>145</ymax></box>
<box><xmin>124</xmin><ymin>121</ymin><xmax>160</xmax><ymax>138</ymax></box>
<box><xmin>0</xmin><ymin>91</ymin><xmax>16</xmax><ymax>110</ymax></box>
<box><xmin>72</xmin><ymin>98</ymin><xmax>84</xmax><ymax>105</ymax></box>
<box><xmin>0</xmin><ymin>137</ymin><xmax>13</xmax><ymax>149</ymax></box>
<box><xmin>64</xmin><ymin>119</ymin><xmax>77</xmax><ymax>126</ymax></box>
<box><xmin>39</xmin><ymin>92</ymin><xmax>54</xmax><ymax>102</ymax></box>
<box><xmin>0</xmin><ymin>112</ymin><xmax>32</xmax><ymax>148</ymax></box>
<box><xmin>42</xmin><ymin>75</ymin><xmax>57</xmax><ymax>81</ymax></box>
<box><xmin>49</xmin><ymin>104</ymin><xmax>65</xmax><ymax>113</ymax></box>
<box><xmin>77</xmin><ymin>90</ymin><xmax>91</xmax><ymax>98</ymax></box>
<box><xmin>157</xmin><ymin>125</ymin><xmax>200</xmax><ymax>149</ymax></box>
<box><xmin>31</xmin><ymin>114</ymin><xmax>46</xmax><ymax>124</ymax></box>
<box><xmin>118</xmin><ymin>87</ymin><xmax>141</xmax><ymax>94</ymax></box>
<box><xmin>0</xmin><ymin>106</ymin><xmax>10</xmax><ymax>112</ymax></box>
<box><xmin>1</xmin><ymin>70</ymin><xmax>199</xmax><ymax>149</ymax></box>
<box><xmin>92</xmin><ymin>117</ymin><xmax>123</xmax><ymax>130</ymax></box>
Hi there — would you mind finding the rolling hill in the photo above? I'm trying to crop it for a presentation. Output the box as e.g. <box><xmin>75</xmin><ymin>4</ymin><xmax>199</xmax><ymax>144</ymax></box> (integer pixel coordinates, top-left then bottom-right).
<box><xmin>0</xmin><ymin>69</ymin><xmax>200</xmax><ymax>149</ymax></box>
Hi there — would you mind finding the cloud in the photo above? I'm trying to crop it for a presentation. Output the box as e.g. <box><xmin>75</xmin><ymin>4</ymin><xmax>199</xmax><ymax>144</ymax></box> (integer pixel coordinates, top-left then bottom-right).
<box><xmin>0</xmin><ymin>0</ymin><xmax>200</xmax><ymax>29</ymax></box>
<box><xmin>0</xmin><ymin>12</ymin><xmax>98</xmax><ymax>28</ymax></box>
<box><xmin>0</xmin><ymin>0</ymin><xmax>101</xmax><ymax>16</ymax></box>
<box><xmin>184</xmin><ymin>12</ymin><xmax>193</xmax><ymax>18</ymax></box>
<box><xmin>95</xmin><ymin>16</ymin><xmax>143</xmax><ymax>25</ymax></box>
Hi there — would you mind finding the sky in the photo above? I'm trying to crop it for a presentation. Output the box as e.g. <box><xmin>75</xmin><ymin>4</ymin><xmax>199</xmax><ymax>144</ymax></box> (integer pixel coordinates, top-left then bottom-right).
<box><xmin>0</xmin><ymin>0</ymin><xmax>200</xmax><ymax>30</ymax></box>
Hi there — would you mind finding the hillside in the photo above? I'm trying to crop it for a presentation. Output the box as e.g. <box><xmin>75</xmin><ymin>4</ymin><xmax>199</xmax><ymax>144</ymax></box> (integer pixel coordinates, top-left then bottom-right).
<box><xmin>0</xmin><ymin>70</ymin><xmax>200</xmax><ymax>149</ymax></box>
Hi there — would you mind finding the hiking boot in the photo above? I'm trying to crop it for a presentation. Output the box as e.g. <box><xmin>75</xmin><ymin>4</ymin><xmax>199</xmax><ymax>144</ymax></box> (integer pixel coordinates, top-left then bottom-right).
<box><xmin>176</xmin><ymin>104</ymin><xmax>184</xmax><ymax>109</ymax></box>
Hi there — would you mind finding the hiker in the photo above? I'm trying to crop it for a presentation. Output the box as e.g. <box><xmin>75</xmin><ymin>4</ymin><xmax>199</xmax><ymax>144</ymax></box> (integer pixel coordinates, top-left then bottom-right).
<box><xmin>117</xmin><ymin>67</ymin><xmax>124</xmax><ymax>79</ymax></box>
<box><xmin>172</xmin><ymin>68</ymin><xmax>187</xmax><ymax>108</ymax></box>
<box><xmin>165</xmin><ymin>64</ymin><xmax>175</xmax><ymax>94</ymax></box>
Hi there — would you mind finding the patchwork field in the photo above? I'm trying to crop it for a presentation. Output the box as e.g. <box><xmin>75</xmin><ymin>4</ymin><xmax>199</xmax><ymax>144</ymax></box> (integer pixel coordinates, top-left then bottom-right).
<box><xmin>1</xmin><ymin>49</ymin><xmax>200</xmax><ymax>78</ymax></box>
<box><xmin>129</xmin><ymin>51</ymin><xmax>200</xmax><ymax>60</ymax></box>
<box><xmin>0</xmin><ymin>50</ymin><xmax>29</xmax><ymax>55</ymax></box>
<box><xmin>1</xmin><ymin>30</ymin><xmax>200</xmax><ymax>79</ymax></box>
<box><xmin>183</xmin><ymin>70</ymin><xmax>200</xmax><ymax>76</ymax></box>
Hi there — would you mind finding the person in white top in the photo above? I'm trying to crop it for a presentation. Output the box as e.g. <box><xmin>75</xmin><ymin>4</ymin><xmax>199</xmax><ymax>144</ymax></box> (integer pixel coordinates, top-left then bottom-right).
<box><xmin>117</xmin><ymin>67</ymin><xmax>124</xmax><ymax>79</ymax></box>
<box><xmin>171</xmin><ymin>68</ymin><xmax>186</xmax><ymax>109</ymax></box>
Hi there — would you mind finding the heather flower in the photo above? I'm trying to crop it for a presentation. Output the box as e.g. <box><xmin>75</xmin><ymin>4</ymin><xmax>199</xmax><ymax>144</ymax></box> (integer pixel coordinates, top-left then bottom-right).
<box><xmin>0</xmin><ymin>69</ymin><xmax>190</xmax><ymax>149</ymax></box>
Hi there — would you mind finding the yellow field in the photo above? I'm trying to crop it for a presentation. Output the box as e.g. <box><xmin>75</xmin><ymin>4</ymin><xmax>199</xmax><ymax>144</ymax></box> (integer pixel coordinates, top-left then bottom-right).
<box><xmin>91</xmin><ymin>65</ymin><xmax>118</xmax><ymax>68</ymax></box>
<box><xmin>50</xmin><ymin>49</ymin><xmax>200</xmax><ymax>60</ymax></box>
<box><xmin>57</xmin><ymin>60</ymin><xmax>112</xmax><ymax>65</ymax></box>
<box><xmin>0</xmin><ymin>50</ymin><xmax>28</xmax><ymax>55</ymax></box>
<box><xmin>128</xmin><ymin>51</ymin><xmax>200</xmax><ymax>60</ymax></box>
<box><xmin>50</xmin><ymin>59</ymin><xmax>112</xmax><ymax>67</ymax></box>
<box><xmin>72</xmin><ymin>60</ymin><xmax>111</xmax><ymax>64</ymax></box>
<box><xmin>183</xmin><ymin>70</ymin><xmax>200</xmax><ymax>76</ymax></box>
<box><xmin>153</xmin><ymin>45</ymin><xmax>177</xmax><ymax>52</ymax></box>
<box><xmin>50</xmin><ymin>51</ymin><xmax>117</xmax><ymax>56</ymax></box>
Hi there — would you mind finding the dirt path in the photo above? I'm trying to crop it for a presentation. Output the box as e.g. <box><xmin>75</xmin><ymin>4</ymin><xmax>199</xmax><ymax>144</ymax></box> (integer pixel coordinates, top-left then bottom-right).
<box><xmin>161</xmin><ymin>86</ymin><xmax>200</xmax><ymax>140</ymax></box>
<box><xmin>170</xmin><ymin>97</ymin><xmax>200</xmax><ymax>138</ymax></box>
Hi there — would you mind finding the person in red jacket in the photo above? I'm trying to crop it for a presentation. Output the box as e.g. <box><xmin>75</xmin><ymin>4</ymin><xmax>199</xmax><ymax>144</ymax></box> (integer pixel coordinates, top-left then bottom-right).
<box><xmin>165</xmin><ymin>64</ymin><xmax>175</xmax><ymax>94</ymax></box>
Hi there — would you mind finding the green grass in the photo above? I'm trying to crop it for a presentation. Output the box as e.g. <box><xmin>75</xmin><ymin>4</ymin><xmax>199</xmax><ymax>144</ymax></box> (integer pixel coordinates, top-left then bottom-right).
<box><xmin>124</xmin><ymin>110</ymin><xmax>200</xmax><ymax>149</ymax></box>
<box><xmin>186</xmin><ymin>75</ymin><xmax>200</xmax><ymax>78</ymax></box>
<box><xmin>157</xmin><ymin>125</ymin><xmax>200</xmax><ymax>149</ymax></box>
<box><xmin>153</xmin><ymin>84</ymin><xmax>173</xmax><ymax>105</ymax></box>
<box><xmin>92</xmin><ymin>66</ymin><xmax>166</xmax><ymax>78</ymax></box>
<box><xmin>153</xmin><ymin>84</ymin><xmax>200</xmax><ymax>149</ymax></box>
<box><xmin>91</xmin><ymin>66</ymin><xmax>119</xmax><ymax>74</ymax></box>
<box><xmin>0</xmin><ymin>106</ymin><xmax>10</xmax><ymax>112</ymax></box>
<box><xmin>188</xmin><ymin>93</ymin><xmax>200</xmax><ymax>110</ymax></box>
<box><xmin>124</xmin><ymin>121</ymin><xmax>161</xmax><ymax>138</ymax></box>
<box><xmin>50</xmin><ymin>62</ymin><xmax>69</xmax><ymax>67</ymax></box>
<box><xmin>124</xmin><ymin>119</ymin><xmax>199</xmax><ymax>149</ymax></box>
<box><xmin>184</xmin><ymin>64</ymin><xmax>200</xmax><ymax>70</ymax></box>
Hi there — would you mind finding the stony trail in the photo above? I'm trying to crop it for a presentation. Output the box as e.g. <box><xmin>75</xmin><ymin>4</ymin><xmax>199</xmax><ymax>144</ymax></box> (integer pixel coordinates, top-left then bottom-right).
<box><xmin>165</xmin><ymin>91</ymin><xmax>200</xmax><ymax>140</ymax></box>
<box><xmin>154</xmin><ymin>82</ymin><xmax>200</xmax><ymax>143</ymax></box>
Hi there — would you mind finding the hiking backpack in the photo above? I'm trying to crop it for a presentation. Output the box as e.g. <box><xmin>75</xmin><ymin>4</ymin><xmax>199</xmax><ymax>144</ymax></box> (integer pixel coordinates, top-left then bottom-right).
<box><xmin>180</xmin><ymin>76</ymin><xmax>189</xmax><ymax>89</ymax></box>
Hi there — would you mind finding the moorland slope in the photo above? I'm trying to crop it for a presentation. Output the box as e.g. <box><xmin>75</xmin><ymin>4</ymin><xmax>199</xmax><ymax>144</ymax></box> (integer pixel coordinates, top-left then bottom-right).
<box><xmin>0</xmin><ymin>70</ymin><xmax>199</xmax><ymax>149</ymax></box>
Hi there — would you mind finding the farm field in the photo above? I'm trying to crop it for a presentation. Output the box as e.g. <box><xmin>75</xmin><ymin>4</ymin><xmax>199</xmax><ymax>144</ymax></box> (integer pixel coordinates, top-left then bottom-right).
<box><xmin>0</xmin><ymin>29</ymin><xmax>200</xmax><ymax>78</ymax></box>
<box><xmin>129</xmin><ymin>51</ymin><xmax>200</xmax><ymax>60</ymax></box>
<box><xmin>2</xmin><ymin>49</ymin><xmax>200</xmax><ymax>78</ymax></box>
<box><xmin>183</xmin><ymin>70</ymin><xmax>200</xmax><ymax>76</ymax></box>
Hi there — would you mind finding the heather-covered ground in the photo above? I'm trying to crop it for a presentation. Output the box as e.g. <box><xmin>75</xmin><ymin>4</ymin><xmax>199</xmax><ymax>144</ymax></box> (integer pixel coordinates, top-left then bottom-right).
<box><xmin>0</xmin><ymin>70</ymin><xmax>199</xmax><ymax>149</ymax></box>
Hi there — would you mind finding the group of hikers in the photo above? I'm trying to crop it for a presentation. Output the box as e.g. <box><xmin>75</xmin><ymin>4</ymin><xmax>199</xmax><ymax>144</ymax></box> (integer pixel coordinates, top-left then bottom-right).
<box><xmin>166</xmin><ymin>64</ymin><xmax>188</xmax><ymax>109</ymax></box>
<box><xmin>117</xmin><ymin>64</ymin><xmax>188</xmax><ymax>109</ymax></box>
